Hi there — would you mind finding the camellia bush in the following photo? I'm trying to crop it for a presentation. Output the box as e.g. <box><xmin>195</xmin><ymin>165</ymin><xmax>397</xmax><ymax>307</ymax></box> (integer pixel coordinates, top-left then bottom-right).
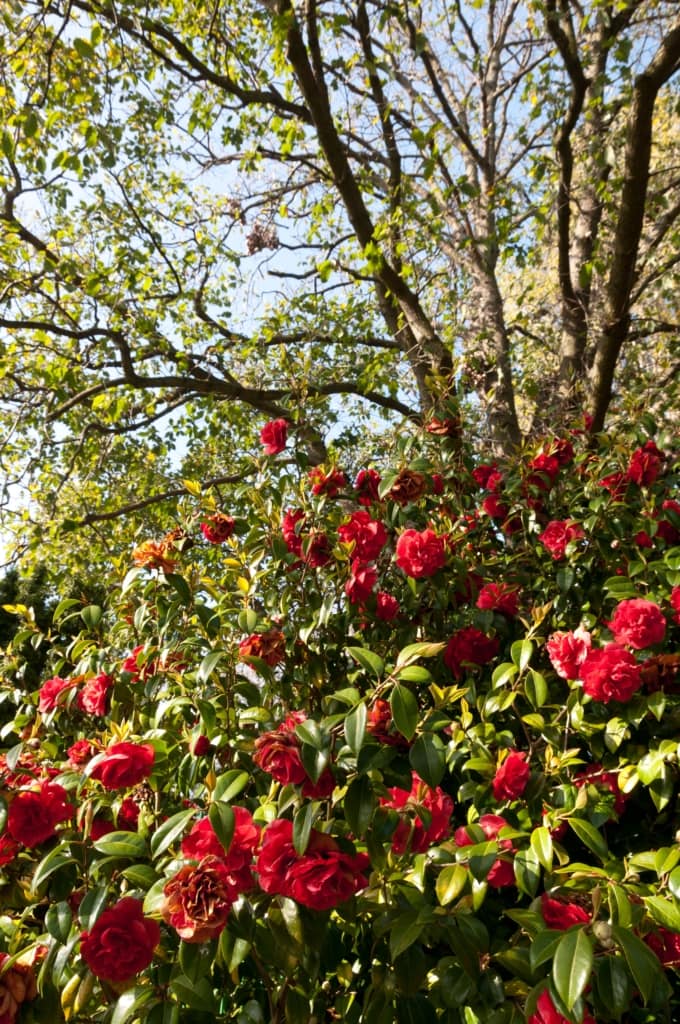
<box><xmin>0</xmin><ymin>415</ymin><xmax>679</xmax><ymax>1024</ymax></box>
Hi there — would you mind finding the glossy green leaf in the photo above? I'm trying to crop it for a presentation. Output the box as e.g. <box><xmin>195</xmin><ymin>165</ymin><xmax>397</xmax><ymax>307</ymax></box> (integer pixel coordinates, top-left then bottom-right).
<box><xmin>552</xmin><ymin>928</ymin><xmax>593</xmax><ymax>1010</ymax></box>
<box><xmin>390</xmin><ymin>683</ymin><xmax>418</xmax><ymax>740</ymax></box>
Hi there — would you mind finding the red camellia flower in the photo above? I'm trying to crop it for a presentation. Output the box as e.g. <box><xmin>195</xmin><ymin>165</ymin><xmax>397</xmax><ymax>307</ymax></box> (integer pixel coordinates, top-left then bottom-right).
<box><xmin>454</xmin><ymin>814</ymin><xmax>515</xmax><ymax>888</ymax></box>
<box><xmin>375</xmin><ymin>591</ymin><xmax>400</xmax><ymax>621</ymax></box>
<box><xmin>598</xmin><ymin>471</ymin><xmax>628</xmax><ymax>500</ymax></box>
<box><xmin>546</xmin><ymin>627</ymin><xmax>592</xmax><ymax>679</ymax></box>
<box><xmin>80</xmin><ymin>897</ymin><xmax>160</xmax><ymax>982</ymax></box>
<box><xmin>381</xmin><ymin>773</ymin><xmax>453</xmax><ymax>854</ymax></box>
<box><xmin>444</xmin><ymin>627</ymin><xmax>499</xmax><ymax>680</ymax></box>
<box><xmin>492</xmin><ymin>750</ymin><xmax>530</xmax><ymax>801</ymax></box>
<box><xmin>345</xmin><ymin>560</ymin><xmax>378</xmax><ymax>604</ymax></box>
<box><xmin>182</xmin><ymin>809</ymin><xmax>260</xmax><ymax>893</ymax></box>
<box><xmin>8</xmin><ymin>782</ymin><xmax>73</xmax><ymax>847</ymax></box>
<box><xmin>117</xmin><ymin>796</ymin><xmax>141</xmax><ymax>831</ymax></box>
<box><xmin>260</xmin><ymin>418</ymin><xmax>288</xmax><ymax>455</ymax></box>
<box><xmin>472</xmin><ymin>463</ymin><xmax>503</xmax><ymax>491</ymax></box>
<box><xmin>538</xmin><ymin>520</ymin><xmax>584</xmax><ymax>560</ymax></box>
<box><xmin>425</xmin><ymin>416</ymin><xmax>460</xmax><ymax>437</ymax></box>
<box><xmin>656</xmin><ymin>499</ymin><xmax>680</xmax><ymax>545</ymax></box>
<box><xmin>626</xmin><ymin>440</ymin><xmax>663</xmax><ymax>485</ymax></box>
<box><xmin>645</xmin><ymin>926</ymin><xmax>680</xmax><ymax>967</ymax></box>
<box><xmin>476</xmin><ymin>582</ymin><xmax>520</xmax><ymax>617</ymax></box>
<box><xmin>253</xmin><ymin>712</ymin><xmax>334</xmax><ymax>798</ymax></box>
<box><xmin>578</xmin><ymin>644</ymin><xmax>642</xmax><ymax>703</ymax></box>
<box><xmin>366</xmin><ymin>699</ymin><xmax>409</xmax><ymax>748</ymax></box>
<box><xmin>0</xmin><ymin>833</ymin><xmax>19</xmax><ymax>865</ymax></box>
<box><xmin>354</xmin><ymin>468</ymin><xmax>381</xmax><ymax>505</ymax></box>
<box><xmin>89</xmin><ymin>741</ymin><xmax>155</xmax><ymax>790</ymax></box>
<box><xmin>529</xmin><ymin>989</ymin><xmax>596</xmax><ymax>1024</ymax></box>
<box><xmin>239</xmin><ymin>628</ymin><xmax>286</xmax><ymax>667</ymax></box>
<box><xmin>338</xmin><ymin>510</ymin><xmax>388</xmax><ymax>561</ymax></box>
<box><xmin>282</xmin><ymin>508</ymin><xmax>305</xmax><ymax>556</ymax></box>
<box><xmin>308</xmin><ymin>465</ymin><xmax>346</xmax><ymax>497</ymax></box>
<box><xmin>200</xmin><ymin>512</ymin><xmax>236</xmax><ymax>544</ymax></box>
<box><xmin>38</xmin><ymin>675</ymin><xmax>78</xmax><ymax>713</ymax></box>
<box><xmin>608</xmin><ymin>597</ymin><xmax>666</xmax><ymax>649</ymax></box>
<box><xmin>77</xmin><ymin>673</ymin><xmax>114</xmax><ymax>716</ymax></box>
<box><xmin>256</xmin><ymin>819</ymin><xmax>369</xmax><ymax>910</ymax></box>
<box><xmin>671</xmin><ymin>587</ymin><xmax>680</xmax><ymax>625</ymax></box>
<box><xmin>525</xmin><ymin>452</ymin><xmax>560</xmax><ymax>492</ymax></box>
<box><xmin>67</xmin><ymin>739</ymin><xmax>97</xmax><ymax>767</ymax></box>
<box><xmin>540</xmin><ymin>893</ymin><xmax>590</xmax><ymax>930</ymax></box>
<box><xmin>388</xmin><ymin>468</ymin><xmax>427</xmax><ymax>505</ymax></box>
<box><xmin>395</xmin><ymin>528</ymin><xmax>446</xmax><ymax>578</ymax></box>
<box><xmin>161</xmin><ymin>856</ymin><xmax>235</xmax><ymax>942</ymax></box>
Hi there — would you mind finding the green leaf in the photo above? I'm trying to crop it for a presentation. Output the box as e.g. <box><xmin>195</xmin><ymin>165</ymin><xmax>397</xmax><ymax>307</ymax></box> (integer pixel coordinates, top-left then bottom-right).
<box><xmin>390</xmin><ymin>683</ymin><xmax>418</xmax><ymax>741</ymax></box>
<box><xmin>344</xmin><ymin>775</ymin><xmax>376</xmax><ymax>837</ymax></box>
<box><xmin>344</xmin><ymin>702</ymin><xmax>367</xmax><ymax>753</ymax></box>
<box><xmin>197</xmin><ymin>650</ymin><xmax>225</xmax><ymax>682</ymax></box>
<box><xmin>513</xmin><ymin>848</ymin><xmax>541</xmax><ymax>897</ymax></box>
<box><xmin>347</xmin><ymin>646</ymin><xmax>384</xmax><ymax>677</ymax></box>
<box><xmin>396</xmin><ymin>641</ymin><xmax>445</xmax><ymax>667</ymax></box>
<box><xmin>80</xmin><ymin>604</ymin><xmax>102</xmax><ymax>628</ymax></box>
<box><xmin>169</xmin><ymin>977</ymin><xmax>218</xmax><ymax>1014</ymax></box>
<box><xmin>390</xmin><ymin>911</ymin><xmax>423</xmax><ymax>959</ymax></box>
<box><xmin>594</xmin><ymin>956</ymin><xmax>631</xmax><ymax>1019</ymax></box>
<box><xmin>149</xmin><ymin>807</ymin><xmax>196</xmax><ymax>860</ymax></box>
<box><xmin>213</xmin><ymin>770</ymin><xmax>249</xmax><ymax>802</ymax></box>
<box><xmin>568</xmin><ymin>818</ymin><xmax>608</xmax><ymax>861</ymax></box>
<box><xmin>612</xmin><ymin>925</ymin><xmax>664</xmax><ymax>1004</ymax></box>
<box><xmin>525</xmin><ymin>669</ymin><xmax>548</xmax><ymax>708</ymax></box>
<box><xmin>644</xmin><ymin>895</ymin><xmax>680</xmax><ymax>933</ymax></box>
<box><xmin>552</xmin><ymin>928</ymin><xmax>593</xmax><ymax>1010</ymax></box>
<box><xmin>409</xmin><ymin>733</ymin><xmax>446</xmax><ymax>787</ymax></box>
<box><xmin>510</xmin><ymin>639</ymin><xmax>533</xmax><ymax>672</ymax></box>
<box><xmin>529</xmin><ymin>930</ymin><xmax>563</xmax><ymax>971</ymax></box>
<box><xmin>396</xmin><ymin>664</ymin><xmax>433</xmax><ymax>683</ymax></box>
<box><xmin>31</xmin><ymin>843</ymin><xmax>76</xmax><ymax>891</ymax></box>
<box><xmin>93</xmin><ymin>831</ymin><xmax>148</xmax><ymax>859</ymax></box>
<box><xmin>530</xmin><ymin>827</ymin><xmax>553</xmax><ymax>871</ymax></box>
<box><xmin>436</xmin><ymin>863</ymin><xmax>468</xmax><ymax>906</ymax></box>
<box><xmin>164</xmin><ymin>573</ymin><xmax>193</xmax><ymax>605</ymax></box>
<box><xmin>293</xmin><ymin>802</ymin><xmax>316</xmax><ymax>855</ymax></box>
<box><xmin>111</xmin><ymin>987</ymin><xmax>158</xmax><ymax>1024</ymax></box>
<box><xmin>44</xmin><ymin>901</ymin><xmax>72</xmax><ymax>943</ymax></box>
<box><xmin>208</xmin><ymin>801</ymin><xmax>235</xmax><ymax>855</ymax></box>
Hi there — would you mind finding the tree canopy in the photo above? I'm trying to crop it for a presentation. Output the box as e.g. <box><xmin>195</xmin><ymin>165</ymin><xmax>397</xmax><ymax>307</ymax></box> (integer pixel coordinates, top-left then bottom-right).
<box><xmin>0</xmin><ymin>0</ymin><xmax>679</xmax><ymax>565</ymax></box>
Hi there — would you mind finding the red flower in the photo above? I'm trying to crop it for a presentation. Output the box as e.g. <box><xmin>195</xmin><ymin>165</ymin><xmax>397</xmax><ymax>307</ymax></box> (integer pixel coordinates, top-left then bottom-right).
<box><xmin>8</xmin><ymin>782</ymin><xmax>72</xmax><ymax>847</ymax></box>
<box><xmin>338</xmin><ymin>510</ymin><xmax>388</xmax><ymax>561</ymax></box>
<box><xmin>253</xmin><ymin>712</ymin><xmax>334</xmax><ymax>798</ymax></box>
<box><xmin>308</xmin><ymin>466</ymin><xmax>346</xmax><ymax>497</ymax></box>
<box><xmin>89</xmin><ymin>741</ymin><xmax>155</xmax><ymax>790</ymax></box>
<box><xmin>492</xmin><ymin>750</ymin><xmax>530</xmax><ymax>801</ymax></box>
<box><xmin>645</xmin><ymin>926</ymin><xmax>680</xmax><ymax>967</ymax></box>
<box><xmin>444</xmin><ymin>627</ymin><xmax>499</xmax><ymax>680</ymax></box>
<box><xmin>454</xmin><ymin>814</ymin><xmax>515</xmax><ymax>888</ymax></box>
<box><xmin>38</xmin><ymin>675</ymin><xmax>77</xmax><ymax>713</ymax></box>
<box><xmin>189</xmin><ymin>734</ymin><xmax>212</xmax><ymax>756</ymax></box>
<box><xmin>540</xmin><ymin>893</ymin><xmax>590</xmax><ymax>930</ymax></box>
<box><xmin>239</xmin><ymin>629</ymin><xmax>286</xmax><ymax>667</ymax></box>
<box><xmin>381</xmin><ymin>773</ymin><xmax>453</xmax><ymax>853</ymax></box>
<box><xmin>599</xmin><ymin>471</ymin><xmax>628</xmax><ymax>499</ymax></box>
<box><xmin>0</xmin><ymin>952</ymin><xmax>37</xmax><ymax>1022</ymax></box>
<box><xmin>546</xmin><ymin>628</ymin><xmax>592</xmax><ymax>679</ymax></box>
<box><xmin>578</xmin><ymin>644</ymin><xmax>642</xmax><ymax>703</ymax></box>
<box><xmin>354</xmin><ymin>468</ymin><xmax>381</xmax><ymax>505</ymax></box>
<box><xmin>161</xmin><ymin>856</ymin><xmax>235</xmax><ymax>942</ymax></box>
<box><xmin>608</xmin><ymin>598</ymin><xmax>666</xmax><ymax>649</ymax></box>
<box><xmin>0</xmin><ymin>833</ymin><xmax>19</xmax><ymax>865</ymax></box>
<box><xmin>80</xmin><ymin>897</ymin><xmax>160</xmax><ymax>982</ymax></box>
<box><xmin>425</xmin><ymin>416</ymin><xmax>460</xmax><ymax>437</ymax></box>
<box><xmin>117</xmin><ymin>796</ymin><xmax>141</xmax><ymax>831</ymax></box>
<box><xmin>476</xmin><ymin>582</ymin><xmax>520</xmax><ymax>617</ymax></box>
<box><xmin>182</xmin><ymin>809</ymin><xmax>260</xmax><ymax>892</ymax></box>
<box><xmin>67</xmin><ymin>739</ymin><xmax>97</xmax><ymax>767</ymax></box>
<box><xmin>260</xmin><ymin>418</ymin><xmax>288</xmax><ymax>455</ymax></box>
<box><xmin>388</xmin><ymin>468</ymin><xmax>427</xmax><ymax>505</ymax></box>
<box><xmin>656</xmin><ymin>499</ymin><xmax>680</xmax><ymax>544</ymax></box>
<box><xmin>77</xmin><ymin>673</ymin><xmax>113</xmax><ymax>716</ymax></box>
<box><xmin>538</xmin><ymin>520</ymin><xmax>584</xmax><ymax>560</ymax></box>
<box><xmin>529</xmin><ymin>989</ymin><xmax>596</xmax><ymax>1024</ymax></box>
<box><xmin>671</xmin><ymin>587</ymin><xmax>680</xmax><ymax>625</ymax></box>
<box><xmin>282</xmin><ymin>508</ymin><xmax>305</xmax><ymax>556</ymax></box>
<box><xmin>366</xmin><ymin>699</ymin><xmax>409</xmax><ymax>748</ymax></box>
<box><xmin>472</xmin><ymin>463</ymin><xmax>503</xmax><ymax>491</ymax></box>
<box><xmin>256</xmin><ymin>819</ymin><xmax>369</xmax><ymax>910</ymax></box>
<box><xmin>627</xmin><ymin>441</ymin><xmax>663</xmax><ymax>485</ymax></box>
<box><xmin>525</xmin><ymin>452</ymin><xmax>560</xmax><ymax>491</ymax></box>
<box><xmin>375</xmin><ymin>592</ymin><xmax>400</xmax><ymax>621</ymax></box>
<box><xmin>200</xmin><ymin>513</ymin><xmax>235</xmax><ymax>544</ymax></box>
<box><xmin>345</xmin><ymin>560</ymin><xmax>378</xmax><ymax>604</ymax></box>
<box><xmin>395</xmin><ymin>528</ymin><xmax>446</xmax><ymax>578</ymax></box>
